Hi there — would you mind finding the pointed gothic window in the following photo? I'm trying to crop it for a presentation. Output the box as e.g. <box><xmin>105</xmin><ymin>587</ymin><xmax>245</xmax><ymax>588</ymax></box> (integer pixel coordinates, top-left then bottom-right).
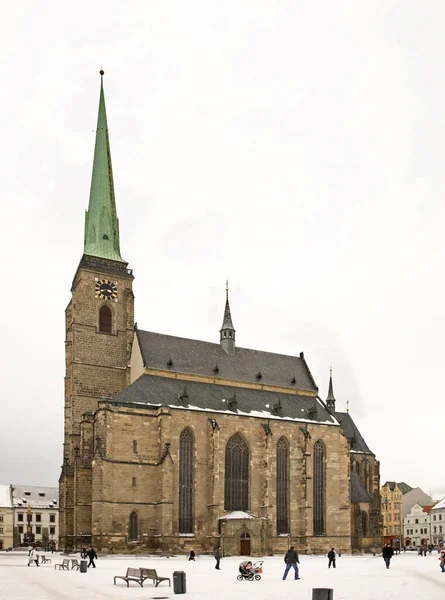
<box><xmin>361</xmin><ymin>511</ymin><xmax>368</xmax><ymax>537</ymax></box>
<box><xmin>365</xmin><ymin>461</ymin><xmax>372</xmax><ymax>493</ymax></box>
<box><xmin>276</xmin><ymin>437</ymin><xmax>289</xmax><ymax>534</ymax></box>
<box><xmin>129</xmin><ymin>511</ymin><xmax>138</xmax><ymax>540</ymax></box>
<box><xmin>179</xmin><ymin>428</ymin><xmax>194</xmax><ymax>534</ymax></box>
<box><xmin>99</xmin><ymin>304</ymin><xmax>112</xmax><ymax>333</ymax></box>
<box><xmin>225</xmin><ymin>433</ymin><xmax>249</xmax><ymax>511</ymax></box>
<box><xmin>313</xmin><ymin>440</ymin><xmax>325</xmax><ymax>536</ymax></box>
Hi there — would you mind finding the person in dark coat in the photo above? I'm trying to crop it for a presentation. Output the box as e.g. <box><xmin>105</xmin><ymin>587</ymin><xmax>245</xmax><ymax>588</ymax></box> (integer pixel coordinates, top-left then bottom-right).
<box><xmin>87</xmin><ymin>547</ymin><xmax>98</xmax><ymax>568</ymax></box>
<box><xmin>214</xmin><ymin>547</ymin><xmax>222</xmax><ymax>570</ymax></box>
<box><xmin>328</xmin><ymin>548</ymin><xmax>336</xmax><ymax>568</ymax></box>
<box><xmin>282</xmin><ymin>546</ymin><xmax>300</xmax><ymax>580</ymax></box>
<box><xmin>382</xmin><ymin>543</ymin><xmax>393</xmax><ymax>569</ymax></box>
<box><xmin>188</xmin><ymin>550</ymin><xmax>195</xmax><ymax>561</ymax></box>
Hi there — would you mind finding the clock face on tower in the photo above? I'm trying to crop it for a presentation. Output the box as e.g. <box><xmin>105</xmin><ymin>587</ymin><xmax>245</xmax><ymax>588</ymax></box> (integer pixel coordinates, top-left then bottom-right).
<box><xmin>95</xmin><ymin>279</ymin><xmax>118</xmax><ymax>301</ymax></box>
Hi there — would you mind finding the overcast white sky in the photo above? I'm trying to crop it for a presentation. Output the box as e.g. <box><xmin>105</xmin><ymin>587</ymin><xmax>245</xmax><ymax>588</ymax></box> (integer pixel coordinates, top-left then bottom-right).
<box><xmin>0</xmin><ymin>1</ymin><xmax>444</xmax><ymax>499</ymax></box>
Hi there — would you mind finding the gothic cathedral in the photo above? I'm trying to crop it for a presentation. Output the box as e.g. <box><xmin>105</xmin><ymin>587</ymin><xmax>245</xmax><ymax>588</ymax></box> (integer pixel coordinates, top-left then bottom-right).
<box><xmin>59</xmin><ymin>74</ymin><xmax>382</xmax><ymax>555</ymax></box>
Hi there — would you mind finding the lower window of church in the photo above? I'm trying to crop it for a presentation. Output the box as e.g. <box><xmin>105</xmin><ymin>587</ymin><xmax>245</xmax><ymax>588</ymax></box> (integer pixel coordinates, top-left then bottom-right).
<box><xmin>179</xmin><ymin>428</ymin><xmax>194</xmax><ymax>534</ymax></box>
<box><xmin>224</xmin><ymin>433</ymin><xmax>249</xmax><ymax>511</ymax></box>
<box><xmin>276</xmin><ymin>437</ymin><xmax>289</xmax><ymax>534</ymax></box>
<box><xmin>129</xmin><ymin>511</ymin><xmax>138</xmax><ymax>540</ymax></box>
<box><xmin>313</xmin><ymin>440</ymin><xmax>325</xmax><ymax>535</ymax></box>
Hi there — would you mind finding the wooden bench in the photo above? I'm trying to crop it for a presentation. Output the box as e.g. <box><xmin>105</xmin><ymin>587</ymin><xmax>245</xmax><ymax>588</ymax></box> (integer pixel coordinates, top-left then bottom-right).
<box><xmin>39</xmin><ymin>555</ymin><xmax>51</xmax><ymax>564</ymax></box>
<box><xmin>114</xmin><ymin>568</ymin><xmax>144</xmax><ymax>587</ymax></box>
<box><xmin>71</xmin><ymin>559</ymin><xmax>80</xmax><ymax>570</ymax></box>
<box><xmin>140</xmin><ymin>568</ymin><xmax>171</xmax><ymax>587</ymax></box>
<box><xmin>55</xmin><ymin>559</ymin><xmax>70</xmax><ymax>570</ymax></box>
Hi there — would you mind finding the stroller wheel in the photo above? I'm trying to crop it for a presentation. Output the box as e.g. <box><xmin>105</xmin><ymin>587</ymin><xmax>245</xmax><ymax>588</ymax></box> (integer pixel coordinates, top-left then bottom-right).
<box><xmin>254</xmin><ymin>574</ymin><xmax>261</xmax><ymax>581</ymax></box>
<box><xmin>248</xmin><ymin>574</ymin><xmax>254</xmax><ymax>581</ymax></box>
<box><xmin>237</xmin><ymin>575</ymin><xmax>243</xmax><ymax>581</ymax></box>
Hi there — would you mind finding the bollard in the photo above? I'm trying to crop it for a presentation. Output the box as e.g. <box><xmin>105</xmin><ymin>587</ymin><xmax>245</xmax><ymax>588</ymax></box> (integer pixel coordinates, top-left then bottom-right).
<box><xmin>313</xmin><ymin>589</ymin><xmax>333</xmax><ymax>600</ymax></box>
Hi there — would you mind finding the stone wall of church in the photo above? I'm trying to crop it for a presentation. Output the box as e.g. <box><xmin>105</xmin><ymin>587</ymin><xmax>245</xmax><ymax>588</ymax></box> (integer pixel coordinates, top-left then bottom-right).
<box><xmin>85</xmin><ymin>401</ymin><xmax>352</xmax><ymax>554</ymax></box>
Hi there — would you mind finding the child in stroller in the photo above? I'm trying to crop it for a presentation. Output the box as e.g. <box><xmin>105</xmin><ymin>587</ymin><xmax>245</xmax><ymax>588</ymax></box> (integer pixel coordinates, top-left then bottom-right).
<box><xmin>237</xmin><ymin>560</ymin><xmax>263</xmax><ymax>581</ymax></box>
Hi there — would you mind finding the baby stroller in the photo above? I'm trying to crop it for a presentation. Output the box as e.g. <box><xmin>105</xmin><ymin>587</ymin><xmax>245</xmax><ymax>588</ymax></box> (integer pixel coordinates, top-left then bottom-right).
<box><xmin>237</xmin><ymin>560</ymin><xmax>264</xmax><ymax>581</ymax></box>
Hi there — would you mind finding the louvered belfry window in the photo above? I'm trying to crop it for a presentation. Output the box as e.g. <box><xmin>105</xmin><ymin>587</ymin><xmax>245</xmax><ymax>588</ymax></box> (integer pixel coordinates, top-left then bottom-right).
<box><xmin>225</xmin><ymin>433</ymin><xmax>249</xmax><ymax>511</ymax></box>
<box><xmin>276</xmin><ymin>437</ymin><xmax>289</xmax><ymax>534</ymax></box>
<box><xmin>313</xmin><ymin>440</ymin><xmax>325</xmax><ymax>535</ymax></box>
<box><xmin>179</xmin><ymin>428</ymin><xmax>194</xmax><ymax>534</ymax></box>
<box><xmin>129</xmin><ymin>511</ymin><xmax>138</xmax><ymax>540</ymax></box>
<box><xmin>99</xmin><ymin>304</ymin><xmax>112</xmax><ymax>333</ymax></box>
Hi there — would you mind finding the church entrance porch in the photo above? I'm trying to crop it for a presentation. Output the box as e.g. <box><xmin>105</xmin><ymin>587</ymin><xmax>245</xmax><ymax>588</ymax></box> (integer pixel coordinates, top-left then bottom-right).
<box><xmin>240</xmin><ymin>532</ymin><xmax>251</xmax><ymax>555</ymax></box>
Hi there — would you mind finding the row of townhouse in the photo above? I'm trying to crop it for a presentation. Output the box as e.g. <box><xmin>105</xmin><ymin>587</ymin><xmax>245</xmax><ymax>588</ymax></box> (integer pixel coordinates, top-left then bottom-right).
<box><xmin>404</xmin><ymin>497</ymin><xmax>445</xmax><ymax>548</ymax></box>
<box><xmin>0</xmin><ymin>484</ymin><xmax>59</xmax><ymax>549</ymax></box>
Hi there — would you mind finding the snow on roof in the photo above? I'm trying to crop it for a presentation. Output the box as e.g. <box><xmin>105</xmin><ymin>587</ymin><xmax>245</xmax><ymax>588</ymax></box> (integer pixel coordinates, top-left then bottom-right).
<box><xmin>0</xmin><ymin>485</ymin><xmax>12</xmax><ymax>508</ymax></box>
<box><xmin>12</xmin><ymin>485</ymin><xmax>58</xmax><ymax>508</ymax></box>
<box><xmin>432</xmin><ymin>496</ymin><xmax>445</xmax><ymax>511</ymax></box>
<box><xmin>218</xmin><ymin>511</ymin><xmax>257</xmax><ymax>520</ymax></box>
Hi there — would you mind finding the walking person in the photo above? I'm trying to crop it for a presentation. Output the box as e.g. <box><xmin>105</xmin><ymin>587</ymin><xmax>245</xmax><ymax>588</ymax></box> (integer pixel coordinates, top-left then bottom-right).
<box><xmin>382</xmin><ymin>543</ymin><xmax>393</xmax><ymax>569</ymax></box>
<box><xmin>328</xmin><ymin>548</ymin><xmax>336</xmax><ymax>568</ymax></box>
<box><xmin>87</xmin><ymin>547</ymin><xmax>97</xmax><ymax>568</ymax></box>
<box><xmin>27</xmin><ymin>544</ymin><xmax>39</xmax><ymax>567</ymax></box>
<box><xmin>282</xmin><ymin>546</ymin><xmax>300</xmax><ymax>580</ymax></box>
<box><xmin>214</xmin><ymin>546</ymin><xmax>222</xmax><ymax>570</ymax></box>
<box><xmin>188</xmin><ymin>550</ymin><xmax>195</xmax><ymax>561</ymax></box>
<box><xmin>438</xmin><ymin>550</ymin><xmax>445</xmax><ymax>572</ymax></box>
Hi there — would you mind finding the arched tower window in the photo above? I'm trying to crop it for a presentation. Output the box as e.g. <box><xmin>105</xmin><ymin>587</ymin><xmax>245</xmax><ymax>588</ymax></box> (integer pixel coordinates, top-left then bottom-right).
<box><xmin>129</xmin><ymin>511</ymin><xmax>138</xmax><ymax>540</ymax></box>
<box><xmin>99</xmin><ymin>304</ymin><xmax>112</xmax><ymax>333</ymax></box>
<box><xmin>313</xmin><ymin>440</ymin><xmax>325</xmax><ymax>536</ymax></box>
<box><xmin>361</xmin><ymin>511</ymin><xmax>368</xmax><ymax>537</ymax></box>
<box><xmin>179</xmin><ymin>428</ymin><xmax>194</xmax><ymax>534</ymax></box>
<box><xmin>276</xmin><ymin>437</ymin><xmax>289</xmax><ymax>534</ymax></box>
<box><xmin>225</xmin><ymin>433</ymin><xmax>249</xmax><ymax>511</ymax></box>
<box><xmin>365</xmin><ymin>461</ymin><xmax>372</xmax><ymax>493</ymax></box>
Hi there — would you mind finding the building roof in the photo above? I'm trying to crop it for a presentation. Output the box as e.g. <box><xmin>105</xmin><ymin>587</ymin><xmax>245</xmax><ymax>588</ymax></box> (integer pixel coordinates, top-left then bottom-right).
<box><xmin>432</xmin><ymin>497</ymin><xmax>445</xmax><ymax>511</ymax></box>
<box><xmin>136</xmin><ymin>329</ymin><xmax>318</xmax><ymax>392</ymax></box>
<box><xmin>421</xmin><ymin>505</ymin><xmax>434</xmax><ymax>514</ymax></box>
<box><xmin>11</xmin><ymin>485</ymin><xmax>59</xmax><ymax>509</ymax></box>
<box><xmin>334</xmin><ymin>411</ymin><xmax>373</xmax><ymax>454</ymax></box>
<box><xmin>220</xmin><ymin>285</ymin><xmax>235</xmax><ymax>333</ymax></box>
<box><xmin>83</xmin><ymin>72</ymin><xmax>125</xmax><ymax>263</ymax></box>
<box><xmin>350</xmin><ymin>471</ymin><xmax>373</xmax><ymax>503</ymax></box>
<box><xmin>111</xmin><ymin>374</ymin><xmax>336</xmax><ymax>425</ymax></box>
<box><xmin>382</xmin><ymin>481</ymin><xmax>413</xmax><ymax>494</ymax></box>
<box><xmin>0</xmin><ymin>485</ymin><xmax>12</xmax><ymax>508</ymax></box>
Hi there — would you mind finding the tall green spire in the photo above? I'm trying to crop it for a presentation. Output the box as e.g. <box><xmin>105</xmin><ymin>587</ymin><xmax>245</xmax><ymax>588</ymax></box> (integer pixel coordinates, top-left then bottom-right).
<box><xmin>84</xmin><ymin>71</ymin><xmax>125</xmax><ymax>263</ymax></box>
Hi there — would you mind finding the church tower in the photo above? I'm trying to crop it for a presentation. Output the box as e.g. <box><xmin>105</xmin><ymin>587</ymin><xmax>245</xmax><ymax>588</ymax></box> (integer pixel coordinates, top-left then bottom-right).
<box><xmin>59</xmin><ymin>72</ymin><xmax>135</xmax><ymax>550</ymax></box>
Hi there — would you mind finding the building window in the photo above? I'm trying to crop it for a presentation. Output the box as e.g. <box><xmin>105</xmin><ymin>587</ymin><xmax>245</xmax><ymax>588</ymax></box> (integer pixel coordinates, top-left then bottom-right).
<box><xmin>18</xmin><ymin>526</ymin><xmax>23</xmax><ymax>534</ymax></box>
<box><xmin>313</xmin><ymin>440</ymin><xmax>325</xmax><ymax>536</ymax></box>
<box><xmin>36</xmin><ymin>526</ymin><xmax>41</xmax><ymax>535</ymax></box>
<box><xmin>18</xmin><ymin>514</ymin><xmax>23</xmax><ymax>522</ymax></box>
<box><xmin>365</xmin><ymin>461</ymin><xmax>371</xmax><ymax>493</ymax></box>
<box><xmin>434</xmin><ymin>526</ymin><xmax>437</xmax><ymax>533</ymax></box>
<box><xmin>133</xmin><ymin>440</ymin><xmax>138</xmax><ymax>455</ymax></box>
<box><xmin>179</xmin><ymin>428</ymin><xmax>194</xmax><ymax>534</ymax></box>
<box><xmin>50</xmin><ymin>514</ymin><xmax>55</xmax><ymax>523</ymax></box>
<box><xmin>434</xmin><ymin>515</ymin><xmax>437</xmax><ymax>521</ymax></box>
<box><xmin>128</xmin><ymin>512</ymin><xmax>138</xmax><ymax>541</ymax></box>
<box><xmin>0</xmin><ymin>527</ymin><xmax>3</xmax><ymax>534</ymax></box>
<box><xmin>361</xmin><ymin>511</ymin><xmax>368</xmax><ymax>537</ymax></box>
<box><xmin>36</xmin><ymin>514</ymin><xmax>41</xmax><ymax>523</ymax></box>
<box><xmin>415</xmin><ymin>519</ymin><xmax>419</xmax><ymax>524</ymax></box>
<box><xmin>0</xmin><ymin>515</ymin><xmax>3</xmax><ymax>522</ymax></box>
<box><xmin>276</xmin><ymin>437</ymin><xmax>289</xmax><ymax>534</ymax></box>
<box><xmin>440</xmin><ymin>526</ymin><xmax>443</xmax><ymax>534</ymax></box>
<box><xmin>224</xmin><ymin>433</ymin><xmax>249</xmax><ymax>511</ymax></box>
<box><xmin>50</xmin><ymin>527</ymin><xmax>55</xmax><ymax>535</ymax></box>
<box><xmin>99</xmin><ymin>304</ymin><xmax>112</xmax><ymax>333</ymax></box>
<box><xmin>440</xmin><ymin>515</ymin><xmax>443</xmax><ymax>521</ymax></box>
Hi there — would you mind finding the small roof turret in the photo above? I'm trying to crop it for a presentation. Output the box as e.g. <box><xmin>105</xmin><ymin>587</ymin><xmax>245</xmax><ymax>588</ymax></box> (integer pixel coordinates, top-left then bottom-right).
<box><xmin>220</xmin><ymin>281</ymin><xmax>235</xmax><ymax>354</ymax></box>
<box><xmin>326</xmin><ymin>366</ymin><xmax>336</xmax><ymax>411</ymax></box>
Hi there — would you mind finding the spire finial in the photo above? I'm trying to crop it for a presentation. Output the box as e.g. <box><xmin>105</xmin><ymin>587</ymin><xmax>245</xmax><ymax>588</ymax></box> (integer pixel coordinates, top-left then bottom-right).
<box><xmin>346</xmin><ymin>400</ymin><xmax>349</xmax><ymax>413</ymax></box>
<box><xmin>100</xmin><ymin>68</ymin><xmax>104</xmax><ymax>76</ymax></box>
<box><xmin>226</xmin><ymin>280</ymin><xmax>229</xmax><ymax>300</ymax></box>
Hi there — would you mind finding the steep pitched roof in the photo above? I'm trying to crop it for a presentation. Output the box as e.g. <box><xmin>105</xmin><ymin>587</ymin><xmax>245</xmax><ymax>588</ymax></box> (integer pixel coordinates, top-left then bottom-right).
<box><xmin>334</xmin><ymin>411</ymin><xmax>373</xmax><ymax>454</ymax></box>
<box><xmin>111</xmin><ymin>374</ymin><xmax>336</xmax><ymax>425</ymax></box>
<box><xmin>0</xmin><ymin>485</ymin><xmax>12</xmax><ymax>508</ymax></box>
<box><xmin>397</xmin><ymin>482</ymin><xmax>413</xmax><ymax>495</ymax></box>
<box><xmin>136</xmin><ymin>329</ymin><xmax>318</xmax><ymax>392</ymax></box>
<box><xmin>350</xmin><ymin>471</ymin><xmax>373</xmax><ymax>503</ymax></box>
<box><xmin>432</xmin><ymin>497</ymin><xmax>445</xmax><ymax>510</ymax></box>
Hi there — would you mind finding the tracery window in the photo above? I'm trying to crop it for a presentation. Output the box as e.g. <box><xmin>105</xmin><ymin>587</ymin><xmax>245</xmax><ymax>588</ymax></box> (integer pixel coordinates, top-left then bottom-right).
<box><xmin>361</xmin><ymin>511</ymin><xmax>368</xmax><ymax>537</ymax></box>
<box><xmin>179</xmin><ymin>428</ymin><xmax>194</xmax><ymax>534</ymax></box>
<box><xmin>276</xmin><ymin>437</ymin><xmax>289</xmax><ymax>534</ymax></box>
<box><xmin>129</xmin><ymin>511</ymin><xmax>138</xmax><ymax>540</ymax></box>
<box><xmin>313</xmin><ymin>440</ymin><xmax>325</xmax><ymax>535</ymax></box>
<box><xmin>225</xmin><ymin>433</ymin><xmax>249</xmax><ymax>511</ymax></box>
<box><xmin>99</xmin><ymin>304</ymin><xmax>112</xmax><ymax>333</ymax></box>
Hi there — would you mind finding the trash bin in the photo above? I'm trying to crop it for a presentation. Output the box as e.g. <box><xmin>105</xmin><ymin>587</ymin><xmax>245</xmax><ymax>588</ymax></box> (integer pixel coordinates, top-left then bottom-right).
<box><xmin>80</xmin><ymin>559</ymin><xmax>88</xmax><ymax>573</ymax></box>
<box><xmin>173</xmin><ymin>570</ymin><xmax>186</xmax><ymax>594</ymax></box>
<box><xmin>312</xmin><ymin>589</ymin><xmax>333</xmax><ymax>600</ymax></box>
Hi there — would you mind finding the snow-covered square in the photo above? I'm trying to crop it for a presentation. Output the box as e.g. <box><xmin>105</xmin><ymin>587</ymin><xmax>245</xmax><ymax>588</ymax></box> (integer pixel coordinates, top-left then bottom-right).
<box><xmin>1</xmin><ymin>551</ymin><xmax>444</xmax><ymax>600</ymax></box>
